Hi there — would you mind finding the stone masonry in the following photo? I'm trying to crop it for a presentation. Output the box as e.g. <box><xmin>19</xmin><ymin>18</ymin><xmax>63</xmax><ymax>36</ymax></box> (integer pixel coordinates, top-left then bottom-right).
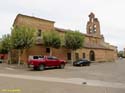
<box><xmin>12</xmin><ymin>13</ymin><xmax>117</xmax><ymax>63</ymax></box>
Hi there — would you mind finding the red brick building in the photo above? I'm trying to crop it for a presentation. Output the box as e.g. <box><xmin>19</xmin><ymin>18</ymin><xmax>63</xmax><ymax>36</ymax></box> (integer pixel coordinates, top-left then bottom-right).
<box><xmin>12</xmin><ymin>13</ymin><xmax>117</xmax><ymax>63</ymax></box>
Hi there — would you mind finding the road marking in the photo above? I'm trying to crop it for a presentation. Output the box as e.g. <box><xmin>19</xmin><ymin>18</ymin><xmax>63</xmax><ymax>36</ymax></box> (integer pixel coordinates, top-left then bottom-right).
<box><xmin>0</xmin><ymin>73</ymin><xmax>125</xmax><ymax>89</ymax></box>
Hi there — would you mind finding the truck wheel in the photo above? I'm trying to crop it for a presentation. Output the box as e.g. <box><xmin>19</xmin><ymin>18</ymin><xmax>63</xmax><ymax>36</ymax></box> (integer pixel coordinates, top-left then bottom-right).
<box><xmin>33</xmin><ymin>67</ymin><xmax>38</xmax><ymax>70</ymax></box>
<box><xmin>60</xmin><ymin>64</ymin><xmax>65</xmax><ymax>69</ymax></box>
<box><xmin>38</xmin><ymin>64</ymin><xmax>45</xmax><ymax>71</ymax></box>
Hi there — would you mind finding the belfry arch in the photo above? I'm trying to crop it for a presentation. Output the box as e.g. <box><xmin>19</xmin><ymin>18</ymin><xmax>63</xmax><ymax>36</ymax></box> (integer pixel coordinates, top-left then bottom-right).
<box><xmin>86</xmin><ymin>12</ymin><xmax>101</xmax><ymax>36</ymax></box>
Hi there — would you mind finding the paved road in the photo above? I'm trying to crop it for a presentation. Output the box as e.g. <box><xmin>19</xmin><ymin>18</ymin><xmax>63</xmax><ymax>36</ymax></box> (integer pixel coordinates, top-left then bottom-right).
<box><xmin>0</xmin><ymin>76</ymin><xmax>125</xmax><ymax>93</ymax></box>
<box><xmin>0</xmin><ymin>58</ymin><xmax>125</xmax><ymax>93</ymax></box>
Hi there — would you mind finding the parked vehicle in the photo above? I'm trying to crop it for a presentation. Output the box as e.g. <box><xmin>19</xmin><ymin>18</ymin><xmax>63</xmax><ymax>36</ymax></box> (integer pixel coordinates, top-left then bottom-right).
<box><xmin>28</xmin><ymin>55</ymin><xmax>43</xmax><ymax>61</ymax></box>
<box><xmin>0</xmin><ymin>59</ymin><xmax>3</xmax><ymax>63</ymax></box>
<box><xmin>73</xmin><ymin>59</ymin><xmax>91</xmax><ymax>66</ymax></box>
<box><xmin>28</xmin><ymin>56</ymin><xmax>66</xmax><ymax>70</ymax></box>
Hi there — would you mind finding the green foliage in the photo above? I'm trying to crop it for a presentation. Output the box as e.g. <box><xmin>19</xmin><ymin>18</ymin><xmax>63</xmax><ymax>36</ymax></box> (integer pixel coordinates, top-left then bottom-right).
<box><xmin>42</xmin><ymin>31</ymin><xmax>61</xmax><ymax>48</ymax></box>
<box><xmin>118</xmin><ymin>51</ymin><xmax>124</xmax><ymax>57</ymax></box>
<box><xmin>11</xmin><ymin>26</ymin><xmax>36</xmax><ymax>49</ymax></box>
<box><xmin>0</xmin><ymin>34</ymin><xmax>11</xmax><ymax>54</ymax></box>
<box><xmin>64</xmin><ymin>31</ymin><xmax>84</xmax><ymax>50</ymax></box>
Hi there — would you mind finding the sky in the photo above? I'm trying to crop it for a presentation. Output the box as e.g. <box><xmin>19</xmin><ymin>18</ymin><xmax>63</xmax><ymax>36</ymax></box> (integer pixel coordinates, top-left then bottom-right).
<box><xmin>0</xmin><ymin>0</ymin><xmax>125</xmax><ymax>50</ymax></box>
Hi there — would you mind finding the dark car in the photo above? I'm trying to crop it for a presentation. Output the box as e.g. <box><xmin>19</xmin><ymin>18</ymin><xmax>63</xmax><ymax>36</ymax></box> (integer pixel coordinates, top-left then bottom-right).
<box><xmin>73</xmin><ymin>59</ymin><xmax>91</xmax><ymax>66</ymax></box>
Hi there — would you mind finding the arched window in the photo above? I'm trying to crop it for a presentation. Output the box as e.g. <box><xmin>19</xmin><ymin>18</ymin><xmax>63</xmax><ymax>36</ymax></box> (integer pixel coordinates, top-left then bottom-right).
<box><xmin>89</xmin><ymin>50</ymin><xmax>95</xmax><ymax>61</ymax></box>
<box><xmin>93</xmin><ymin>24</ymin><xmax>97</xmax><ymax>33</ymax></box>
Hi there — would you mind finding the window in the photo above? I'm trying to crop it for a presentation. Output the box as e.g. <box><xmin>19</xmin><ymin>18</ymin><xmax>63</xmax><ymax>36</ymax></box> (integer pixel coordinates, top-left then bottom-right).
<box><xmin>83</xmin><ymin>53</ymin><xmax>86</xmax><ymax>58</ymax></box>
<box><xmin>47</xmin><ymin>56</ymin><xmax>53</xmax><ymax>60</ymax></box>
<box><xmin>46</xmin><ymin>48</ymin><xmax>50</xmax><ymax>53</ymax></box>
<box><xmin>93</xmin><ymin>24</ymin><xmax>97</xmax><ymax>33</ymax></box>
<box><xmin>89</xmin><ymin>26</ymin><xmax>93</xmax><ymax>34</ymax></box>
<box><xmin>33</xmin><ymin>56</ymin><xmax>39</xmax><ymax>59</ymax></box>
<box><xmin>33</xmin><ymin>56</ymin><xmax>44</xmax><ymax>59</ymax></box>
<box><xmin>67</xmin><ymin>53</ymin><xmax>71</xmax><ymax>60</ymax></box>
<box><xmin>47</xmin><ymin>56</ymin><xmax>57</xmax><ymax>60</ymax></box>
<box><xmin>37</xmin><ymin>29</ymin><xmax>42</xmax><ymax>36</ymax></box>
<box><xmin>75</xmin><ymin>53</ymin><xmax>79</xmax><ymax>60</ymax></box>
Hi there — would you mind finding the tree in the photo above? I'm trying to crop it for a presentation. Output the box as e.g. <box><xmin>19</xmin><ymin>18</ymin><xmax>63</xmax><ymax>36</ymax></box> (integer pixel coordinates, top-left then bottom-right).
<box><xmin>118</xmin><ymin>51</ymin><xmax>124</xmax><ymax>58</ymax></box>
<box><xmin>0</xmin><ymin>34</ymin><xmax>11</xmax><ymax>54</ymax></box>
<box><xmin>42</xmin><ymin>31</ymin><xmax>61</xmax><ymax>56</ymax></box>
<box><xmin>0</xmin><ymin>40</ymin><xmax>7</xmax><ymax>54</ymax></box>
<box><xmin>64</xmin><ymin>31</ymin><xmax>84</xmax><ymax>63</ymax></box>
<box><xmin>11</xmin><ymin>26</ymin><xmax>36</xmax><ymax>65</ymax></box>
<box><xmin>0</xmin><ymin>34</ymin><xmax>11</xmax><ymax>63</ymax></box>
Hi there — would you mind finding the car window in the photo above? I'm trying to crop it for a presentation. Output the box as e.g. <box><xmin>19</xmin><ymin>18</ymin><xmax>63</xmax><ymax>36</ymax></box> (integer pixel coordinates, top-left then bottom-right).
<box><xmin>47</xmin><ymin>56</ymin><xmax>54</xmax><ymax>60</ymax></box>
<box><xmin>33</xmin><ymin>56</ymin><xmax>44</xmax><ymax>59</ymax></box>
<box><xmin>38</xmin><ymin>56</ymin><xmax>44</xmax><ymax>59</ymax></box>
<box><xmin>33</xmin><ymin>56</ymin><xmax>39</xmax><ymax>59</ymax></box>
<box><xmin>53</xmin><ymin>56</ymin><xmax>58</xmax><ymax>60</ymax></box>
<box><xmin>47</xmin><ymin>56</ymin><xmax>58</xmax><ymax>60</ymax></box>
<box><xmin>78</xmin><ymin>61</ymin><xmax>83</xmax><ymax>63</ymax></box>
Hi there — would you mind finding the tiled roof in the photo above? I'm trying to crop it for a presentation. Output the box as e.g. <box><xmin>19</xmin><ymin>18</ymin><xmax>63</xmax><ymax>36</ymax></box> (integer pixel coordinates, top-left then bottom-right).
<box><xmin>55</xmin><ymin>27</ymin><xmax>102</xmax><ymax>38</ymax></box>
<box><xmin>13</xmin><ymin>14</ymin><xmax>55</xmax><ymax>26</ymax></box>
<box><xmin>84</xmin><ymin>42</ymin><xmax>113</xmax><ymax>50</ymax></box>
<box><xmin>55</xmin><ymin>27</ymin><xmax>72</xmax><ymax>32</ymax></box>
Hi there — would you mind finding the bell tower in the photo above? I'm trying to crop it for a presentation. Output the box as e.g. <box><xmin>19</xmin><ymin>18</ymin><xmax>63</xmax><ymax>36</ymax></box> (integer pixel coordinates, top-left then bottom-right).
<box><xmin>86</xmin><ymin>12</ymin><xmax>101</xmax><ymax>36</ymax></box>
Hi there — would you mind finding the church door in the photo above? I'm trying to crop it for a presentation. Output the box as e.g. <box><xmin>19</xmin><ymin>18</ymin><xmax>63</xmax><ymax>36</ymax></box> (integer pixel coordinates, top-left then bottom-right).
<box><xmin>89</xmin><ymin>50</ymin><xmax>95</xmax><ymax>61</ymax></box>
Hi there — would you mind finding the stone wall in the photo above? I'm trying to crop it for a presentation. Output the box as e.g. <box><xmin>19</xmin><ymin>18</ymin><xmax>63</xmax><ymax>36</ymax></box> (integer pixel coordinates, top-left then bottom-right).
<box><xmin>12</xmin><ymin>13</ymin><xmax>117</xmax><ymax>63</ymax></box>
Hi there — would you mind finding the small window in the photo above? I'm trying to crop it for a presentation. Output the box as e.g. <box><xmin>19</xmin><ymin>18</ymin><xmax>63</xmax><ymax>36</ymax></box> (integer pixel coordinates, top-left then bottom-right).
<box><xmin>75</xmin><ymin>53</ymin><xmax>79</xmax><ymax>60</ymax></box>
<box><xmin>46</xmin><ymin>48</ymin><xmax>50</xmax><ymax>53</ymax></box>
<box><xmin>67</xmin><ymin>53</ymin><xmax>71</xmax><ymax>60</ymax></box>
<box><xmin>37</xmin><ymin>29</ymin><xmax>42</xmax><ymax>36</ymax></box>
<box><xmin>93</xmin><ymin>24</ymin><xmax>97</xmax><ymax>33</ymax></box>
<box><xmin>83</xmin><ymin>53</ymin><xmax>86</xmax><ymax>58</ymax></box>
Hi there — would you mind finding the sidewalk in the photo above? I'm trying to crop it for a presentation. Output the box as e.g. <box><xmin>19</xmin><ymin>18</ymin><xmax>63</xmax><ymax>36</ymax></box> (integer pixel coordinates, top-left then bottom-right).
<box><xmin>0</xmin><ymin>62</ymin><xmax>28</xmax><ymax>69</ymax></box>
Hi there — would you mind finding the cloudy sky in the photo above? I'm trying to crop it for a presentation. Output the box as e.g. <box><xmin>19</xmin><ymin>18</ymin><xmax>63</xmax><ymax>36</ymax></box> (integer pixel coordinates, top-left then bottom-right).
<box><xmin>0</xmin><ymin>0</ymin><xmax>125</xmax><ymax>50</ymax></box>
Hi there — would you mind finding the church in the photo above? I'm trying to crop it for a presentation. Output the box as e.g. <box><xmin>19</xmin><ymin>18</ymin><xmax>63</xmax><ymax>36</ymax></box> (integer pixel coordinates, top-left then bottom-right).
<box><xmin>12</xmin><ymin>12</ymin><xmax>117</xmax><ymax>63</ymax></box>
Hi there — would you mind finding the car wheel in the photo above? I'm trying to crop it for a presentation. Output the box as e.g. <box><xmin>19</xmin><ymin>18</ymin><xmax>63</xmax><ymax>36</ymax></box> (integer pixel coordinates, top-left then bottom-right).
<box><xmin>38</xmin><ymin>64</ymin><xmax>45</xmax><ymax>71</ymax></box>
<box><xmin>80</xmin><ymin>64</ymin><xmax>83</xmax><ymax>67</ymax></box>
<box><xmin>60</xmin><ymin>64</ymin><xmax>65</xmax><ymax>69</ymax></box>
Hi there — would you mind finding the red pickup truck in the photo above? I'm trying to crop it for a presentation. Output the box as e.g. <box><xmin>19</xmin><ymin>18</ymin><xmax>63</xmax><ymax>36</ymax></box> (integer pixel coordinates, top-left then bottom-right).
<box><xmin>28</xmin><ymin>56</ymin><xmax>66</xmax><ymax>70</ymax></box>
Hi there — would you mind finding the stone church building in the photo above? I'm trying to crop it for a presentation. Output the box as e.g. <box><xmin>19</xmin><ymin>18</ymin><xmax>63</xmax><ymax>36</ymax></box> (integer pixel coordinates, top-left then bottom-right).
<box><xmin>12</xmin><ymin>12</ymin><xmax>117</xmax><ymax>63</ymax></box>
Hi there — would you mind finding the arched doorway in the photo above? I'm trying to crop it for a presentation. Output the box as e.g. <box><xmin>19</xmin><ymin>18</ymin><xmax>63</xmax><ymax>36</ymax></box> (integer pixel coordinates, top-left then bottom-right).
<box><xmin>89</xmin><ymin>50</ymin><xmax>95</xmax><ymax>61</ymax></box>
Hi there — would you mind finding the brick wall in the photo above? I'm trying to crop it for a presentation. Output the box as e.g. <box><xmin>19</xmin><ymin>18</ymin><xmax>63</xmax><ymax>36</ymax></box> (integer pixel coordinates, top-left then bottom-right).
<box><xmin>12</xmin><ymin>14</ymin><xmax>117</xmax><ymax>63</ymax></box>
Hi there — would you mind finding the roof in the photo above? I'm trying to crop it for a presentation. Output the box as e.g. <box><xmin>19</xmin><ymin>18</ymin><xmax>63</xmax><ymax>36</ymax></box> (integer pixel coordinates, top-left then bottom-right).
<box><xmin>55</xmin><ymin>27</ymin><xmax>102</xmax><ymax>38</ymax></box>
<box><xmin>55</xmin><ymin>27</ymin><xmax>112</xmax><ymax>50</ymax></box>
<box><xmin>55</xmin><ymin>27</ymin><xmax>72</xmax><ymax>33</ymax></box>
<box><xmin>13</xmin><ymin>14</ymin><xmax>55</xmax><ymax>26</ymax></box>
<box><xmin>84</xmin><ymin>42</ymin><xmax>113</xmax><ymax>50</ymax></box>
